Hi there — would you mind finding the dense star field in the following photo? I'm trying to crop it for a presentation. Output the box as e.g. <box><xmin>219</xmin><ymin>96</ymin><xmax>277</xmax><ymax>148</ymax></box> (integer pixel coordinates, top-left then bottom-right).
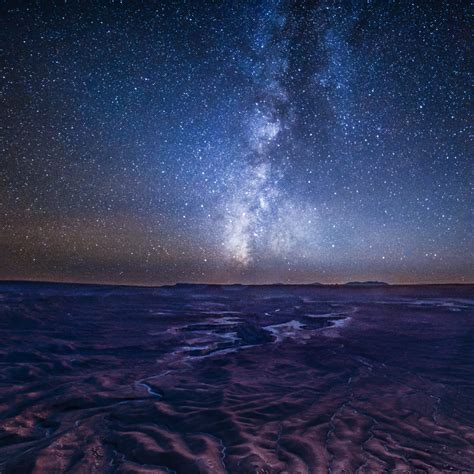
<box><xmin>1</xmin><ymin>1</ymin><xmax>472</xmax><ymax>285</ymax></box>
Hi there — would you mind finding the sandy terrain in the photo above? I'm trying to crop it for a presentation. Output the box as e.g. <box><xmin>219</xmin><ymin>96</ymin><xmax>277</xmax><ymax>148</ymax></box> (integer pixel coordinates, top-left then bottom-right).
<box><xmin>0</xmin><ymin>282</ymin><xmax>473</xmax><ymax>473</ymax></box>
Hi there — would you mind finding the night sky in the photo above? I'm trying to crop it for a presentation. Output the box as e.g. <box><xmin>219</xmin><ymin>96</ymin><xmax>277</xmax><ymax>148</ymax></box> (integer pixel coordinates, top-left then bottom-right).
<box><xmin>1</xmin><ymin>1</ymin><xmax>472</xmax><ymax>285</ymax></box>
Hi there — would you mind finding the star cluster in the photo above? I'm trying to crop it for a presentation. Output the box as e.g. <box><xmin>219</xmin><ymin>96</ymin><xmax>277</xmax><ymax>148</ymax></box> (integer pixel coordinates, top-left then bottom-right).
<box><xmin>1</xmin><ymin>1</ymin><xmax>472</xmax><ymax>284</ymax></box>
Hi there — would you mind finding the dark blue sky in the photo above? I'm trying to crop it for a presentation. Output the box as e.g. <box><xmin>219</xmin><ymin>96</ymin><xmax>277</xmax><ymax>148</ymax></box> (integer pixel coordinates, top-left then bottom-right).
<box><xmin>1</xmin><ymin>1</ymin><xmax>472</xmax><ymax>284</ymax></box>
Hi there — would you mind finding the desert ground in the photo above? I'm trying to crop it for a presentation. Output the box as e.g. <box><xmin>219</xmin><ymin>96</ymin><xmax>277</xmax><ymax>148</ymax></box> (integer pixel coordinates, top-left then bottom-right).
<box><xmin>0</xmin><ymin>282</ymin><xmax>473</xmax><ymax>473</ymax></box>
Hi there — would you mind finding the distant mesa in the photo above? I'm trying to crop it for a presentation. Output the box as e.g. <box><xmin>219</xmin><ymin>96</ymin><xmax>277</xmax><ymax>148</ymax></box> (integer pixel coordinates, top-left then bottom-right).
<box><xmin>344</xmin><ymin>281</ymin><xmax>390</xmax><ymax>287</ymax></box>
<box><xmin>165</xmin><ymin>283</ymin><xmax>219</xmax><ymax>291</ymax></box>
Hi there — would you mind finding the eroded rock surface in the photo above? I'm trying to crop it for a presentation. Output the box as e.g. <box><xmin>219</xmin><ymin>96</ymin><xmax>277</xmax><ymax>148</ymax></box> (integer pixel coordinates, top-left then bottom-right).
<box><xmin>0</xmin><ymin>283</ymin><xmax>473</xmax><ymax>472</ymax></box>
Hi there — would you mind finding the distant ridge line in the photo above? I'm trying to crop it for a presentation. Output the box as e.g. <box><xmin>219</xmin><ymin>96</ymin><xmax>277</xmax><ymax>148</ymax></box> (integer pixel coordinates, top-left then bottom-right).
<box><xmin>0</xmin><ymin>279</ymin><xmax>472</xmax><ymax>288</ymax></box>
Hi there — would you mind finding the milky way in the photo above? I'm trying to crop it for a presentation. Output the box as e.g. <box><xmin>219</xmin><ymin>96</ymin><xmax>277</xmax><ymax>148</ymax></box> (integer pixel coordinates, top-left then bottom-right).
<box><xmin>1</xmin><ymin>1</ymin><xmax>472</xmax><ymax>284</ymax></box>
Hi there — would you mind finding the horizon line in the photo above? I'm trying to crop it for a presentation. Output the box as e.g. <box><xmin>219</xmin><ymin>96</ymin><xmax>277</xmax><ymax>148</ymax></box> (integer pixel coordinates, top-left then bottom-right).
<box><xmin>0</xmin><ymin>278</ymin><xmax>472</xmax><ymax>288</ymax></box>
